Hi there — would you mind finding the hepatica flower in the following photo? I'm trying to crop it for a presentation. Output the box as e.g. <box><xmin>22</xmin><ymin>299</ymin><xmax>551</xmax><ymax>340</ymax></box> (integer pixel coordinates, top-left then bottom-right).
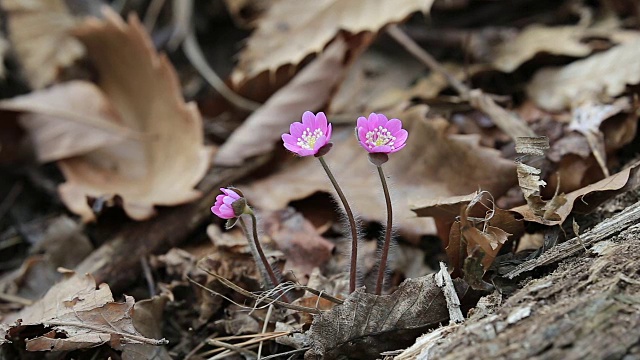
<box><xmin>282</xmin><ymin>111</ymin><xmax>332</xmax><ymax>156</ymax></box>
<box><xmin>356</xmin><ymin>113</ymin><xmax>408</xmax><ymax>154</ymax></box>
<box><xmin>211</xmin><ymin>187</ymin><xmax>243</xmax><ymax>219</ymax></box>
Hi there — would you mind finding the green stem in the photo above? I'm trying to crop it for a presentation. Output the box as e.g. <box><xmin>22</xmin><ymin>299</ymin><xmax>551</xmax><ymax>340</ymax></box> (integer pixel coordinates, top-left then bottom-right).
<box><xmin>318</xmin><ymin>156</ymin><xmax>359</xmax><ymax>293</ymax></box>
<box><xmin>241</xmin><ymin>214</ymin><xmax>290</xmax><ymax>303</ymax></box>
<box><xmin>375</xmin><ymin>165</ymin><xmax>393</xmax><ymax>295</ymax></box>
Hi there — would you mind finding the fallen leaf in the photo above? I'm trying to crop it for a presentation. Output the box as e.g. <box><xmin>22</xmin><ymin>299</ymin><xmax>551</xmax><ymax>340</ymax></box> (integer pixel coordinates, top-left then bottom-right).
<box><xmin>511</xmin><ymin>161</ymin><xmax>640</xmax><ymax>225</ymax></box>
<box><xmin>492</xmin><ymin>25</ymin><xmax>593</xmax><ymax>72</ymax></box>
<box><xmin>527</xmin><ymin>38</ymin><xmax>640</xmax><ymax>111</ymax></box>
<box><xmin>305</xmin><ymin>274</ymin><xmax>467</xmax><ymax>358</ymax></box>
<box><xmin>245</xmin><ymin>106</ymin><xmax>517</xmax><ymax>237</ymax></box>
<box><xmin>261</xmin><ymin>208</ymin><xmax>335</xmax><ymax>284</ymax></box>
<box><xmin>122</xmin><ymin>295</ymin><xmax>172</xmax><ymax>360</ymax></box>
<box><xmin>569</xmin><ymin>98</ymin><xmax>630</xmax><ymax>177</ymax></box>
<box><xmin>56</xmin><ymin>8</ymin><xmax>213</xmax><ymax>221</ymax></box>
<box><xmin>3</xmin><ymin>272</ymin><xmax>166</xmax><ymax>352</ymax></box>
<box><xmin>0</xmin><ymin>81</ymin><xmax>132</xmax><ymax>163</ymax></box>
<box><xmin>215</xmin><ymin>37</ymin><xmax>351</xmax><ymax>166</ymax></box>
<box><xmin>231</xmin><ymin>0</ymin><xmax>433</xmax><ymax>83</ymax></box>
<box><xmin>1</xmin><ymin>0</ymin><xmax>85</xmax><ymax>88</ymax></box>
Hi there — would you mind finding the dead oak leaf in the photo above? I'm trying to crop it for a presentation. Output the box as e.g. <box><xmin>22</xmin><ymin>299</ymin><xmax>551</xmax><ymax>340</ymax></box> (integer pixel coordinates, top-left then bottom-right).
<box><xmin>0</xmin><ymin>81</ymin><xmax>133</xmax><ymax>163</ymax></box>
<box><xmin>528</xmin><ymin>38</ymin><xmax>640</xmax><ymax>111</ymax></box>
<box><xmin>305</xmin><ymin>274</ymin><xmax>467</xmax><ymax>359</ymax></box>
<box><xmin>244</xmin><ymin>106</ymin><xmax>516</xmax><ymax>237</ymax></box>
<box><xmin>232</xmin><ymin>0</ymin><xmax>434</xmax><ymax>83</ymax></box>
<box><xmin>1</xmin><ymin>0</ymin><xmax>85</xmax><ymax>88</ymax></box>
<box><xmin>56</xmin><ymin>9</ymin><xmax>212</xmax><ymax>221</ymax></box>
<box><xmin>215</xmin><ymin>38</ymin><xmax>351</xmax><ymax>166</ymax></box>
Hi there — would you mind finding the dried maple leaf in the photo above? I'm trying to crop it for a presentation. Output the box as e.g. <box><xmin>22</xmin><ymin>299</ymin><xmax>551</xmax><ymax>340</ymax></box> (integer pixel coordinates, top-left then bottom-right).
<box><xmin>215</xmin><ymin>38</ymin><xmax>351</xmax><ymax>166</ymax></box>
<box><xmin>305</xmin><ymin>274</ymin><xmax>467</xmax><ymax>358</ymax></box>
<box><xmin>55</xmin><ymin>9</ymin><xmax>212</xmax><ymax>221</ymax></box>
<box><xmin>244</xmin><ymin>106</ymin><xmax>516</xmax><ymax>237</ymax></box>
<box><xmin>232</xmin><ymin>0</ymin><xmax>434</xmax><ymax>83</ymax></box>
<box><xmin>1</xmin><ymin>0</ymin><xmax>85</xmax><ymax>88</ymax></box>
<box><xmin>3</xmin><ymin>272</ymin><xmax>166</xmax><ymax>352</ymax></box>
<box><xmin>528</xmin><ymin>38</ymin><xmax>640</xmax><ymax>111</ymax></box>
<box><xmin>0</xmin><ymin>81</ymin><xmax>132</xmax><ymax>163</ymax></box>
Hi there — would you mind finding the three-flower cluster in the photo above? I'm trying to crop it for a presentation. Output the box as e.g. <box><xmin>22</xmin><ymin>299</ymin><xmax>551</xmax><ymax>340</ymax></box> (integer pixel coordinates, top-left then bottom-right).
<box><xmin>212</xmin><ymin>111</ymin><xmax>408</xmax><ymax>297</ymax></box>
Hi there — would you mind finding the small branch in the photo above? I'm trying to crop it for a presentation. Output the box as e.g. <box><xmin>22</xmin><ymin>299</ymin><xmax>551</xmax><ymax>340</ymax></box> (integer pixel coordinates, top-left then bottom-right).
<box><xmin>183</xmin><ymin>31</ymin><xmax>261</xmax><ymax>111</ymax></box>
<box><xmin>44</xmin><ymin>321</ymin><xmax>168</xmax><ymax>346</ymax></box>
<box><xmin>375</xmin><ymin>165</ymin><xmax>393</xmax><ymax>295</ymax></box>
<box><xmin>191</xmin><ymin>271</ymin><xmax>322</xmax><ymax>314</ymax></box>
<box><xmin>506</xmin><ymin>200</ymin><xmax>640</xmax><ymax>279</ymax></box>
<box><xmin>208</xmin><ymin>339</ymin><xmax>258</xmax><ymax>358</ymax></box>
<box><xmin>435</xmin><ymin>262</ymin><xmax>464</xmax><ymax>324</ymax></box>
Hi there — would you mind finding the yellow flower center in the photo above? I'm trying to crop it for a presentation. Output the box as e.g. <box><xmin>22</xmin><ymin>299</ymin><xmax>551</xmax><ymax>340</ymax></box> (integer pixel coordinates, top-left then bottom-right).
<box><xmin>297</xmin><ymin>128</ymin><xmax>324</xmax><ymax>150</ymax></box>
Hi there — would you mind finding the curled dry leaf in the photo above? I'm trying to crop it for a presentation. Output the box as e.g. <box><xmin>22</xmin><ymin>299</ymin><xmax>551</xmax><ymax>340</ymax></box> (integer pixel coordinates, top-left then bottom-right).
<box><xmin>511</xmin><ymin>161</ymin><xmax>640</xmax><ymax>225</ymax></box>
<box><xmin>305</xmin><ymin>274</ymin><xmax>467</xmax><ymax>359</ymax></box>
<box><xmin>245</xmin><ymin>106</ymin><xmax>516</xmax><ymax>237</ymax></box>
<box><xmin>56</xmin><ymin>9</ymin><xmax>212</xmax><ymax>221</ymax></box>
<box><xmin>2</xmin><ymin>272</ymin><xmax>165</xmax><ymax>352</ymax></box>
<box><xmin>0</xmin><ymin>81</ymin><xmax>133</xmax><ymax>163</ymax></box>
<box><xmin>528</xmin><ymin>38</ymin><xmax>640</xmax><ymax>111</ymax></box>
<box><xmin>569</xmin><ymin>98</ymin><xmax>631</xmax><ymax>177</ymax></box>
<box><xmin>232</xmin><ymin>0</ymin><xmax>434</xmax><ymax>83</ymax></box>
<box><xmin>1</xmin><ymin>0</ymin><xmax>85</xmax><ymax>88</ymax></box>
<box><xmin>215</xmin><ymin>38</ymin><xmax>349</xmax><ymax>166</ymax></box>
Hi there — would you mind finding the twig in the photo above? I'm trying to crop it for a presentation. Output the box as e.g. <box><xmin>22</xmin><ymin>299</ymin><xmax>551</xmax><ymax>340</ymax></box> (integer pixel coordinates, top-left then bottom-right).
<box><xmin>435</xmin><ymin>262</ymin><xmax>464</xmax><ymax>324</ymax></box>
<box><xmin>142</xmin><ymin>0</ymin><xmax>166</xmax><ymax>32</ymax></box>
<box><xmin>140</xmin><ymin>256</ymin><xmax>156</xmax><ymax>297</ymax></box>
<box><xmin>207</xmin><ymin>339</ymin><xmax>258</xmax><ymax>359</ymax></box>
<box><xmin>0</xmin><ymin>292</ymin><xmax>33</xmax><ymax>306</ymax></box>
<box><xmin>260</xmin><ymin>348</ymin><xmax>310</xmax><ymax>359</ymax></box>
<box><xmin>44</xmin><ymin>321</ymin><xmax>168</xmax><ymax>345</ymax></box>
<box><xmin>387</xmin><ymin>24</ymin><xmax>535</xmax><ymax>139</ymax></box>
<box><xmin>183</xmin><ymin>31</ymin><xmax>261</xmax><ymax>111</ymax></box>
<box><xmin>506</xmin><ymin>200</ymin><xmax>640</xmax><ymax>278</ymax></box>
<box><xmin>192</xmin><ymin>270</ymin><xmax>322</xmax><ymax>314</ymax></box>
<box><xmin>293</xmin><ymin>285</ymin><xmax>343</xmax><ymax>305</ymax></box>
<box><xmin>257</xmin><ymin>304</ymin><xmax>274</xmax><ymax>359</ymax></box>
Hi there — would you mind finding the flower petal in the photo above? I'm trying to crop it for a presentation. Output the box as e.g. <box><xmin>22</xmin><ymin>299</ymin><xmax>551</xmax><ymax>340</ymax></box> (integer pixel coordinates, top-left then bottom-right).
<box><xmin>358</xmin><ymin>127</ymin><xmax>369</xmax><ymax>146</ymax></box>
<box><xmin>221</xmin><ymin>188</ymin><xmax>240</xmax><ymax>199</ymax></box>
<box><xmin>325</xmin><ymin>123</ymin><xmax>333</xmax><ymax>142</ymax></box>
<box><xmin>302</xmin><ymin>111</ymin><xmax>315</xmax><ymax>129</ymax></box>
<box><xmin>313</xmin><ymin>135</ymin><xmax>327</xmax><ymax>151</ymax></box>
<box><xmin>357</xmin><ymin>116</ymin><xmax>368</xmax><ymax>131</ymax></box>
<box><xmin>390</xmin><ymin>142</ymin><xmax>407</xmax><ymax>153</ymax></box>
<box><xmin>282</xmin><ymin>133</ymin><xmax>297</xmax><ymax>146</ymax></box>
<box><xmin>372</xmin><ymin>145</ymin><xmax>392</xmax><ymax>153</ymax></box>
<box><xmin>315</xmin><ymin>112</ymin><xmax>328</xmax><ymax>133</ymax></box>
<box><xmin>284</xmin><ymin>142</ymin><xmax>303</xmax><ymax>155</ymax></box>
<box><xmin>290</xmin><ymin>122</ymin><xmax>304</xmax><ymax>138</ymax></box>
<box><xmin>297</xmin><ymin>149</ymin><xmax>316</xmax><ymax>156</ymax></box>
<box><xmin>394</xmin><ymin>129</ymin><xmax>408</xmax><ymax>146</ymax></box>
<box><xmin>386</xmin><ymin>118</ymin><xmax>402</xmax><ymax>133</ymax></box>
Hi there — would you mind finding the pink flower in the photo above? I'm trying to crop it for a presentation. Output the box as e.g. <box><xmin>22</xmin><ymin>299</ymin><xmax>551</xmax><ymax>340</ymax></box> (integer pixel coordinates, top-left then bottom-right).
<box><xmin>211</xmin><ymin>187</ymin><xmax>242</xmax><ymax>219</ymax></box>
<box><xmin>356</xmin><ymin>113</ymin><xmax>408</xmax><ymax>154</ymax></box>
<box><xmin>282</xmin><ymin>111</ymin><xmax>333</xmax><ymax>156</ymax></box>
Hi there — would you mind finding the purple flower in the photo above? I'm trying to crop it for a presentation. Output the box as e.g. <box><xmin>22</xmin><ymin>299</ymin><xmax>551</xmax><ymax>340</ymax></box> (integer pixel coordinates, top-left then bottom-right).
<box><xmin>211</xmin><ymin>187</ymin><xmax>242</xmax><ymax>219</ymax></box>
<box><xmin>282</xmin><ymin>111</ymin><xmax>333</xmax><ymax>156</ymax></box>
<box><xmin>356</xmin><ymin>113</ymin><xmax>408</xmax><ymax>154</ymax></box>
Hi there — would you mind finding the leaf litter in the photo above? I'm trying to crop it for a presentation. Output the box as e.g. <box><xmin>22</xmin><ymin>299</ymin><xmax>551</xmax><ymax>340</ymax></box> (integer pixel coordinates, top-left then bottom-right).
<box><xmin>1</xmin><ymin>1</ymin><xmax>640</xmax><ymax>359</ymax></box>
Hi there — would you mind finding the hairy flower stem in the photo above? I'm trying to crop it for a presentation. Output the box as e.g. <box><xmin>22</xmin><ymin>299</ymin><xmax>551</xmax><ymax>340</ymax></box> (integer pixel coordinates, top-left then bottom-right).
<box><xmin>239</xmin><ymin>215</ymin><xmax>290</xmax><ymax>303</ymax></box>
<box><xmin>318</xmin><ymin>156</ymin><xmax>359</xmax><ymax>293</ymax></box>
<box><xmin>375</xmin><ymin>165</ymin><xmax>393</xmax><ymax>295</ymax></box>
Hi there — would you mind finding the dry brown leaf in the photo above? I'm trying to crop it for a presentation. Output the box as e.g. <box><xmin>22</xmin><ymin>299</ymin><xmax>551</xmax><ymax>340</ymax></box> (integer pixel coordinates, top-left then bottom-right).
<box><xmin>3</xmin><ymin>272</ymin><xmax>165</xmax><ymax>352</ymax></box>
<box><xmin>122</xmin><ymin>295</ymin><xmax>172</xmax><ymax>360</ymax></box>
<box><xmin>569</xmin><ymin>98</ymin><xmax>630</xmax><ymax>177</ymax></box>
<box><xmin>0</xmin><ymin>81</ymin><xmax>133</xmax><ymax>163</ymax></box>
<box><xmin>305</xmin><ymin>274</ymin><xmax>467</xmax><ymax>358</ymax></box>
<box><xmin>215</xmin><ymin>38</ymin><xmax>349</xmax><ymax>166</ymax></box>
<box><xmin>511</xmin><ymin>161</ymin><xmax>640</xmax><ymax>225</ymax></box>
<box><xmin>231</xmin><ymin>0</ymin><xmax>433</xmax><ymax>83</ymax></box>
<box><xmin>244</xmin><ymin>106</ymin><xmax>516</xmax><ymax>237</ymax></box>
<box><xmin>528</xmin><ymin>38</ymin><xmax>640</xmax><ymax>111</ymax></box>
<box><xmin>493</xmin><ymin>25</ymin><xmax>592</xmax><ymax>72</ymax></box>
<box><xmin>56</xmin><ymin>9</ymin><xmax>212</xmax><ymax>221</ymax></box>
<box><xmin>1</xmin><ymin>0</ymin><xmax>85</xmax><ymax>88</ymax></box>
<box><xmin>261</xmin><ymin>208</ymin><xmax>335</xmax><ymax>284</ymax></box>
